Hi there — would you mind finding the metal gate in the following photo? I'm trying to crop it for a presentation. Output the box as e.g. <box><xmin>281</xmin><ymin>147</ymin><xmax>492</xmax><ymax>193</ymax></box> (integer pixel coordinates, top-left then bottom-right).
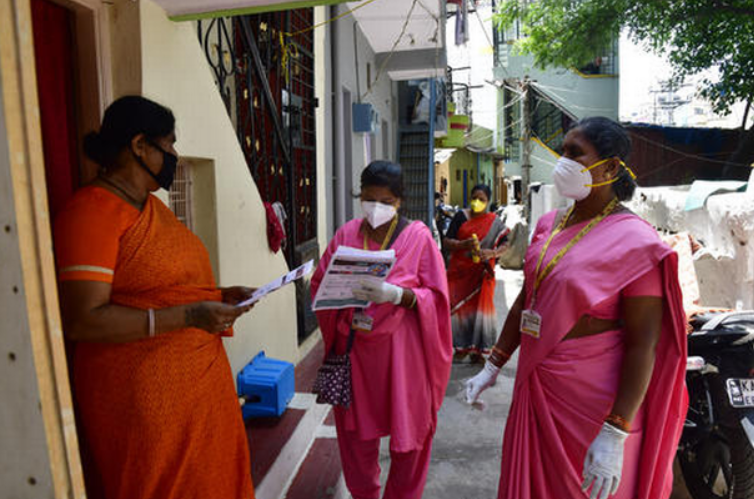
<box><xmin>198</xmin><ymin>11</ymin><xmax>319</xmax><ymax>342</ymax></box>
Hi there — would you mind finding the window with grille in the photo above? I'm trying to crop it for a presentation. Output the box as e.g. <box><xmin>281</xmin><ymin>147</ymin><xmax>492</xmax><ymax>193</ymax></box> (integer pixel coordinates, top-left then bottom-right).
<box><xmin>169</xmin><ymin>163</ymin><xmax>193</xmax><ymax>231</ymax></box>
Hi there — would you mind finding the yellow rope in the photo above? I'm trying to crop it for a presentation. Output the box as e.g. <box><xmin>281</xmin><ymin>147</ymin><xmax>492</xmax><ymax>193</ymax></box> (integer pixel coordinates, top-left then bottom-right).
<box><xmin>279</xmin><ymin>0</ymin><xmax>379</xmax><ymax>84</ymax></box>
<box><xmin>283</xmin><ymin>0</ymin><xmax>380</xmax><ymax>38</ymax></box>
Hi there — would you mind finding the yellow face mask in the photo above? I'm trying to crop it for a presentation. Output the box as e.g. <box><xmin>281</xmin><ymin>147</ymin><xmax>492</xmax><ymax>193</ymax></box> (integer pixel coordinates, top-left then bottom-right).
<box><xmin>470</xmin><ymin>199</ymin><xmax>487</xmax><ymax>213</ymax></box>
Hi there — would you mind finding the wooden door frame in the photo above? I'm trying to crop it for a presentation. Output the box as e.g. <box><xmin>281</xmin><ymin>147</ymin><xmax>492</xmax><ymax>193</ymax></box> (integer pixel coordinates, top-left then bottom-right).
<box><xmin>0</xmin><ymin>0</ymin><xmax>86</xmax><ymax>496</ymax></box>
<box><xmin>44</xmin><ymin>0</ymin><xmax>114</xmax><ymax>184</ymax></box>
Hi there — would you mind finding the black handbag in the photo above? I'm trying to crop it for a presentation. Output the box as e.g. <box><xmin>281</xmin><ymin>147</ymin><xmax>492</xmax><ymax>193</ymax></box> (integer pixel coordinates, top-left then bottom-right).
<box><xmin>312</xmin><ymin>328</ymin><xmax>356</xmax><ymax>407</ymax></box>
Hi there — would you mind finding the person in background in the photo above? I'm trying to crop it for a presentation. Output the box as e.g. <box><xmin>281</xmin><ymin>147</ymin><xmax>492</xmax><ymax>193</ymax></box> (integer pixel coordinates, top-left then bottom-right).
<box><xmin>465</xmin><ymin>117</ymin><xmax>687</xmax><ymax>499</ymax></box>
<box><xmin>54</xmin><ymin>96</ymin><xmax>255</xmax><ymax>499</ymax></box>
<box><xmin>311</xmin><ymin>160</ymin><xmax>452</xmax><ymax>499</ymax></box>
<box><xmin>443</xmin><ymin>184</ymin><xmax>509</xmax><ymax>363</ymax></box>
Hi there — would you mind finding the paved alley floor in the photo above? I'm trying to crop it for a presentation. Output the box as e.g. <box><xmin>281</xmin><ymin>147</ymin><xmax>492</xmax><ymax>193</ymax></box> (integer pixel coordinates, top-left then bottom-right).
<box><xmin>251</xmin><ymin>267</ymin><xmax>692</xmax><ymax>499</ymax></box>
<box><xmin>380</xmin><ymin>269</ymin><xmax>524</xmax><ymax>499</ymax></box>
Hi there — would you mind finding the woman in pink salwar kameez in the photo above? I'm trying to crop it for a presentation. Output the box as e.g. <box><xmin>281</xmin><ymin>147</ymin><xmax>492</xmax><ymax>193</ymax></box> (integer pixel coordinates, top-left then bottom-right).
<box><xmin>467</xmin><ymin>117</ymin><xmax>688</xmax><ymax>499</ymax></box>
<box><xmin>312</xmin><ymin>161</ymin><xmax>453</xmax><ymax>499</ymax></box>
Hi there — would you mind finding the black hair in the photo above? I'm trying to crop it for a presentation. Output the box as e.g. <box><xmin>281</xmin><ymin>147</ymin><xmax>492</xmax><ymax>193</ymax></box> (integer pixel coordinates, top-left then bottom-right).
<box><xmin>361</xmin><ymin>160</ymin><xmax>404</xmax><ymax>198</ymax></box>
<box><xmin>83</xmin><ymin>95</ymin><xmax>175</xmax><ymax>168</ymax></box>
<box><xmin>471</xmin><ymin>183</ymin><xmax>492</xmax><ymax>200</ymax></box>
<box><xmin>571</xmin><ymin>116</ymin><xmax>636</xmax><ymax>201</ymax></box>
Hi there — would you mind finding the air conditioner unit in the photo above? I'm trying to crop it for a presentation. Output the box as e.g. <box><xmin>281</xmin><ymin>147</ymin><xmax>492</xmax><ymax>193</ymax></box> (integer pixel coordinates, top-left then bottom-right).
<box><xmin>353</xmin><ymin>103</ymin><xmax>379</xmax><ymax>133</ymax></box>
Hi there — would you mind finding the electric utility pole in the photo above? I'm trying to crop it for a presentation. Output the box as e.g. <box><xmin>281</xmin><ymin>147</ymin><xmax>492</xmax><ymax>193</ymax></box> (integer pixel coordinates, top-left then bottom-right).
<box><xmin>521</xmin><ymin>77</ymin><xmax>532</xmax><ymax>223</ymax></box>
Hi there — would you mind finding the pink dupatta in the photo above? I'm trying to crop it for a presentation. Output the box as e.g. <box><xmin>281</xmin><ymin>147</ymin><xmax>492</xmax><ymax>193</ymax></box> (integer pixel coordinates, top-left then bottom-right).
<box><xmin>311</xmin><ymin>219</ymin><xmax>453</xmax><ymax>452</ymax></box>
<box><xmin>498</xmin><ymin>210</ymin><xmax>688</xmax><ymax>499</ymax></box>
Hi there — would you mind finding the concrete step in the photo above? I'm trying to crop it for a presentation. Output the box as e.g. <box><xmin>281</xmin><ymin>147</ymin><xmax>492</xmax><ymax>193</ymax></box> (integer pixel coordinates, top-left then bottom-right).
<box><xmin>246</xmin><ymin>339</ymin><xmax>347</xmax><ymax>499</ymax></box>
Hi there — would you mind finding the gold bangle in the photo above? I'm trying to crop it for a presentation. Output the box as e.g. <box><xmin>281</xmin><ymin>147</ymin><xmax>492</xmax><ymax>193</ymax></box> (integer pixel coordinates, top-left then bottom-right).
<box><xmin>409</xmin><ymin>293</ymin><xmax>417</xmax><ymax>309</ymax></box>
<box><xmin>491</xmin><ymin>345</ymin><xmax>511</xmax><ymax>361</ymax></box>
<box><xmin>488</xmin><ymin>352</ymin><xmax>508</xmax><ymax>368</ymax></box>
<box><xmin>605</xmin><ymin>413</ymin><xmax>631</xmax><ymax>432</ymax></box>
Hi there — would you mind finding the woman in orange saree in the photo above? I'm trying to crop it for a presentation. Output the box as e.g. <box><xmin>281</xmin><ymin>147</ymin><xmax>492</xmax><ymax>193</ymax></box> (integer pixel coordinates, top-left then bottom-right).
<box><xmin>444</xmin><ymin>184</ymin><xmax>509</xmax><ymax>362</ymax></box>
<box><xmin>54</xmin><ymin>96</ymin><xmax>255</xmax><ymax>499</ymax></box>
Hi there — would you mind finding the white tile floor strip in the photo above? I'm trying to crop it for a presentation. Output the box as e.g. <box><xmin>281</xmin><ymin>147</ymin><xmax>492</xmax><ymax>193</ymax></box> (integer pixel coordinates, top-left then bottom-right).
<box><xmin>314</xmin><ymin>424</ymin><xmax>338</xmax><ymax>439</ymax></box>
<box><xmin>287</xmin><ymin>392</ymin><xmax>316</xmax><ymax>411</ymax></box>
<box><xmin>255</xmin><ymin>394</ymin><xmax>331</xmax><ymax>499</ymax></box>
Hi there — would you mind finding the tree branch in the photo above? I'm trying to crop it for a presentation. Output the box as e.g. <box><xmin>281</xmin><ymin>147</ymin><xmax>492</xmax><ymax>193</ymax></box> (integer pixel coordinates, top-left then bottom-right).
<box><xmin>742</xmin><ymin>97</ymin><xmax>752</xmax><ymax>131</ymax></box>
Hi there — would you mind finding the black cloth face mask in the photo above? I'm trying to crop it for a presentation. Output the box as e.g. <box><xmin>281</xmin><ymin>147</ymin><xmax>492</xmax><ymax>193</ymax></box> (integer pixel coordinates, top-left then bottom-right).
<box><xmin>133</xmin><ymin>140</ymin><xmax>178</xmax><ymax>190</ymax></box>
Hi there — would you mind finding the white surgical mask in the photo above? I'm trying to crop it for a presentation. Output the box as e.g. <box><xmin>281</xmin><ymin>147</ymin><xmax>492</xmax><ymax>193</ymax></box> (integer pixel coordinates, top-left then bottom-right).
<box><xmin>361</xmin><ymin>201</ymin><xmax>397</xmax><ymax>228</ymax></box>
<box><xmin>553</xmin><ymin>156</ymin><xmax>594</xmax><ymax>201</ymax></box>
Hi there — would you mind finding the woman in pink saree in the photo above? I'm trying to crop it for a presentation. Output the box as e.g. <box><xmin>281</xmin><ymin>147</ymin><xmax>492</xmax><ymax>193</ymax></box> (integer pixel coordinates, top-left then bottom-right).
<box><xmin>311</xmin><ymin>161</ymin><xmax>453</xmax><ymax>499</ymax></box>
<box><xmin>466</xmin><ymin>117</ymin><xmax>688</xmax><ymax>499</ymax></box>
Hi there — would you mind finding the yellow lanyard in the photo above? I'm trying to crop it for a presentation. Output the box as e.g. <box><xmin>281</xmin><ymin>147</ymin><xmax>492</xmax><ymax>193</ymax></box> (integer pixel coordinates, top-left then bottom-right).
<box><xmin>532</xmin><ymin>198</ymin><xmax>619</xmax><ymax>305</ymax></box>
<box><xmin>363</xmin><ymin>216</ymin><xmax>399</xmax><ymax>251</ymax></box>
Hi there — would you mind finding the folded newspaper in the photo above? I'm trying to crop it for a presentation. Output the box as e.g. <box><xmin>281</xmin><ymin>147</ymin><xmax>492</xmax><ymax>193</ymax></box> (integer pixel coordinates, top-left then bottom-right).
<box><xmin>311</xmin><ymin>246</ymin><xmax>397</xmax><ymax>311</ymax></box>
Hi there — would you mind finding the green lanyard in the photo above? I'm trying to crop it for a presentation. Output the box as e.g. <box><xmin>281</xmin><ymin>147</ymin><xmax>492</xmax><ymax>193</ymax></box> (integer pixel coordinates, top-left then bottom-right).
<box><xmin>531</xmin><ymin>198</ymin><xmax>619</xmax><ymax>307</ymax></box>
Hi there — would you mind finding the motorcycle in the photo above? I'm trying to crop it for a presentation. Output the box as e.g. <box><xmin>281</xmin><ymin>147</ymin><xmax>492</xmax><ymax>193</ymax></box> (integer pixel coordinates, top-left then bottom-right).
<box><xmin>678</xmin><ymin>310</ymin><xmax>754</xmax><ymax>499</ymax></box>
<box><xmin>435</xmin><ymin>202</ymin><xmax>458</xmax><ymax>238</ymax></box>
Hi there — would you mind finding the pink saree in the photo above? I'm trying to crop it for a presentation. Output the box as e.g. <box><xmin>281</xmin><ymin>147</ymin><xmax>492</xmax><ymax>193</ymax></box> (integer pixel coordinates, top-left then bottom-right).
<box><xmin>311</xmin><ymin>219</ymin><xmax>453</xmax><ymax>452</ymax></box>
<box><xmin>498</xmin><ymin>210</ymin><xmax>688</xmax><ymax>499</ymax></box>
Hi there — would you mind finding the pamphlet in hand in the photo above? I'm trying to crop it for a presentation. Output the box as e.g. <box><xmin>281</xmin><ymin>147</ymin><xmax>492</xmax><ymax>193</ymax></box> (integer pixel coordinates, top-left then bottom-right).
<box><xmin>311</xmin><ymin>246</ymin><xmax>397</xmax><ymax>311</ymax></box>
<box><xmin>236</xmin><ymin>260</ymin><xmax>314</xmax><ymax>308</ymax></box>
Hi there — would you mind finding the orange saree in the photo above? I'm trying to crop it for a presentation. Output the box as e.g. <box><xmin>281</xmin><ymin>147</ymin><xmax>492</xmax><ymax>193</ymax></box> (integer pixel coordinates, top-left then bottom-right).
<box><xmin>54</xmin><ymin>187</ymin><xmax>254</xmax><ymax>499</ymax></box>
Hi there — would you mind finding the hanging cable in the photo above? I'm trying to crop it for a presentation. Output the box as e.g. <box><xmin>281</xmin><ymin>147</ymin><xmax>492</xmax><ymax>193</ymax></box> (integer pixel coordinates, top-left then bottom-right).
<box><xmin>362</xmin><ymin>0</ymin><xmax>420</xmax><ymax>99</ymax></box>
<box><xmin>630</xmin><ymin>132</ymin><xmax>754</xmax><ymax>168</ymax></box>
<box><xmin>283</xmin><ymin>0</ymin><xmax>380</xmax><ymax>37</ymax></box>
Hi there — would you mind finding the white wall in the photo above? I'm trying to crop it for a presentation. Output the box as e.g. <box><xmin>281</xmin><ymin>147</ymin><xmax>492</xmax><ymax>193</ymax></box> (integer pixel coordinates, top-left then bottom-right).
<box><xmin>140</xmin><ymin>0</ymin><xmax>299</xmax><ymax>373</ymax></box>
<box><xmin>629</xmin><ymin>185</ymin><xmax>754</xmax><ymax>309</ymax></box>
<box><xmin>332</xmin><ymin>5</ymin><xmax>396</xmax><ymax>226</ymax></box>
<box><xmin>315</xmin><ymin>6</ymin><xmax>334</xmax><ymax>243</ymax></box>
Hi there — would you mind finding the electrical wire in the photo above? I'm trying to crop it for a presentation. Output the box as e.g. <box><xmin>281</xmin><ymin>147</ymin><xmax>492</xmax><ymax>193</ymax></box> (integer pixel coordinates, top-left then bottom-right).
<box><xmin>630</xmin><ymin>132</ymin><xmax>754</xmax><ymax>168</ymax></box>
<box><xmin>529</xmin><ymin>81</ymin><xmax>616</xmax><ymax>113</ymax></box>
<box><xmin>471</xmin><ymin>0</ymin><xmax>510</xmax><ymax>78</ymax></box>
<box><xmin>284</xmin><ymin>0</ymin><xmax>380</xmax><ymax>37</ymax></box>
<box><xmin>362</xmin><ymin>0</ymin><xmax>420</xmax><ymax>99</ymax></box>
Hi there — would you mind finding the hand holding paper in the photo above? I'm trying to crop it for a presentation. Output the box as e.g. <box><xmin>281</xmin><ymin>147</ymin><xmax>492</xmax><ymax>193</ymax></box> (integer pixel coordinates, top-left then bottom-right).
<box><xmin>235</xmin><ymin>260</ymin><xmax>314</xmax><ymax>308</ymax></box>
<box><xmin>221</xmin><ymin>286</ymin><xmax>257</xmax><ymax>306</ymax></box>
<box><xmin>352</xmin><ymin>280</ymin><xmax>403</xmax><ymax>305</ymax></box>
<box><xmin>311</xmin><ymin>246</ymin><xmax>397</xmax><ymax>311</ymax></box>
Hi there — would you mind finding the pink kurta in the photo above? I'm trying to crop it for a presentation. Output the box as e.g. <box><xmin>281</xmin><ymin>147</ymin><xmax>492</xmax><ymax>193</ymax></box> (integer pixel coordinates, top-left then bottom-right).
<box><xmin>498</xmin><ymin>210</ymin><xmax>688</xmax><ymax>499</ymax></box>
<box><xmin>311</xmin><ymin>219</ymin><xmax>453</xmax><ymax>452</ymax></box>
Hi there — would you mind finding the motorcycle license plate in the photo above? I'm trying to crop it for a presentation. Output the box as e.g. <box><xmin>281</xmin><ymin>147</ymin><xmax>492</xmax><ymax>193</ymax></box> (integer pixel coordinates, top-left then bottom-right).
<box><xmin>726</xmin><ymin>379</ymin><xmax>754</xmax><ymax>408</ymax></box>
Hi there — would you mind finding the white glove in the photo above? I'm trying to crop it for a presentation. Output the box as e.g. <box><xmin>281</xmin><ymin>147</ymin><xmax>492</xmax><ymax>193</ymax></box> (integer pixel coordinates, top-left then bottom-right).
<box><xmin>352</xmin><ymin>280</ymin><xmax>403</xmax><ymax>305</ymax></box>
<box><xmin>464</xmin><ymin>360</ymin><xmax>500</xmax><ymax>405</ymax></box>
<box><xmin>582</xmin><ymin>422</ymin><xmax>629</xmax><ymax>499</ymax></box>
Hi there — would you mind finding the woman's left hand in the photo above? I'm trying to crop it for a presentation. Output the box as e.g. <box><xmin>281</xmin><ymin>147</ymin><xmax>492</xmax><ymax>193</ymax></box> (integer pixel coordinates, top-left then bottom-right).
<box><xmin>478</xmin><ymin>249</ymin><xmax>497</xmax><ymax>261</ymax></box>
<box><xmin>352</xmin><ymin>280</ymin><xmax>403</xmax><ymax>305</ymax></box>
<box><xmin>220</xmin><ymin>286</ymin><xmax>257</xmax><ymax>306</ymax></box>
<box><xmin>582</xmin><ymin>423</ymin><xmax>628</xmax><ymax>499</ymax></box>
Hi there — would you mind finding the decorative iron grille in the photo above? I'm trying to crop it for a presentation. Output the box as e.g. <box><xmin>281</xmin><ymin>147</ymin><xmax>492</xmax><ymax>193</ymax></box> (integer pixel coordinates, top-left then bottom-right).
<box><xmin>198</xmin><ymin>12</ymin><xmax>319</xmax><ymax>342</ymax></box>
<box><xmin>197</xmin><ymin>12</ymin><xmax>317</xmax><ymax>266</ymax></box>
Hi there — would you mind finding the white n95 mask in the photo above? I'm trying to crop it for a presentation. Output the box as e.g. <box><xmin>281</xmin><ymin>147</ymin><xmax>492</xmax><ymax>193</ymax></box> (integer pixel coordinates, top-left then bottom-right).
<box><xmin>553</xmin><ymin>156</ymin><xmax>595</xmax><ymax>201</ymax></box>
<box><xmin>361</xmin><ymin>201</ymin><xmax>397</xmax><ymax>228</ymax></box>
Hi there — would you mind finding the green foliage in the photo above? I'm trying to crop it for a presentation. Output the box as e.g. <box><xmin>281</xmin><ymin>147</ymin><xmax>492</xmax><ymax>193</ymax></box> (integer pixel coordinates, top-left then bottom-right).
<box><xmin>494</xmin><ymin>0</ymin><xmax>754</xmax><ymax>116</ymax></box>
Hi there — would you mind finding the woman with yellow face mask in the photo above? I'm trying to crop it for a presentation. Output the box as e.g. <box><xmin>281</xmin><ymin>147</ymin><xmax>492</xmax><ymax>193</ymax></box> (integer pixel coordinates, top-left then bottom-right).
<box><xmin>443</xmin><ymin>184</ymin><xmax>510</xmax><ymax>363</ymax></box>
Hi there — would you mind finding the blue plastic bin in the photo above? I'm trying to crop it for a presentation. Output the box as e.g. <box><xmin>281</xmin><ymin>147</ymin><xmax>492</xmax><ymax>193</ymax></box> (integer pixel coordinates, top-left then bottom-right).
<box><xmin>237</xmin><ymin>351</ymin><xmax>295</xmax><ymax>418</ymax></box>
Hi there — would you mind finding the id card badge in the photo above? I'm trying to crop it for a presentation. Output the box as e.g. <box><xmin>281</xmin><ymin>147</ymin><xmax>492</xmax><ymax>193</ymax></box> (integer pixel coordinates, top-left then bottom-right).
<box><xmin>352</xmin><ymin>311</ymin><xmax>374</xmax><ymax>333</ymax></box>
<box><xmin>520</xmin><ymin>309</ymin><xmax>542</xmax><ymax>339</ymax></box>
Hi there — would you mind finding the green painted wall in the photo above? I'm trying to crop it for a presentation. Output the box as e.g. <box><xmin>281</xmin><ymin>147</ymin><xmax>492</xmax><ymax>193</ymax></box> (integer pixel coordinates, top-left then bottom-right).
<box><xmin>447</xmin><ymin>149</ymin><xmax>497</xmax><ymax>208</ymax></box>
